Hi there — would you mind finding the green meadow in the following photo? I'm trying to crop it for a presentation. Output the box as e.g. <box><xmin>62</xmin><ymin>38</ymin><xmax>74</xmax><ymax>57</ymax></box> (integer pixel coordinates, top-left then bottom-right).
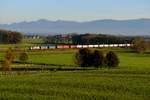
<box><xmin>0</xmin><ymin>69</ymin><xmax>150</xmax><ymax>100</ymax></box>
<box><xmin>0</xmin><ymin>39</ymin><xmax>150</xmax><ymax>100</ymax></box>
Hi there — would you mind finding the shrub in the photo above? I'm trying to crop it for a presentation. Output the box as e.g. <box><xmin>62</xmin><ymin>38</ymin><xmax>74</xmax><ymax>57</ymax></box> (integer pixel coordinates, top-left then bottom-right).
<box><xmin>105</xmin><ymin>51</ymin><xmax>119</xmax><ymax>68</ymax></box>
<box><xmin>19</xmin><ymin>52</ymin><xmax>28</xmax><ymax>62</ymax></box>
<box><xmin>92</xmin><ymin>50</ymin><xmax>105</xmax><ymax>68</ymax></box>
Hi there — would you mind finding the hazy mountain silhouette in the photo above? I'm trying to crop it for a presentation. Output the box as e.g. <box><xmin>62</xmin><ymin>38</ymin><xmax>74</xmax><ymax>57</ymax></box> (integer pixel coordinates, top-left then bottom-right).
<box><xmin>0</xmin><ymin>18</ymin><xmax>150</xmax><ymax>35</ymax></box>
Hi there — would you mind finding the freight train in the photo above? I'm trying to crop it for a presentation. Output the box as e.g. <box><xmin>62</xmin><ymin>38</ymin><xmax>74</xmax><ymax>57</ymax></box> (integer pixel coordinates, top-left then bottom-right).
<box><xmin>29</xmin><ymin>44</ymin><xmax>132</xmax><ymax>50</ymax></box>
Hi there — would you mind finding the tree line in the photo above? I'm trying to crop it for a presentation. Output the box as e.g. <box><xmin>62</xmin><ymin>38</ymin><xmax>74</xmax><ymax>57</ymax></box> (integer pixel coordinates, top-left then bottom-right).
<box><xmin>45</xmin><ymin>33</ymin><xmax>134</xmax><ymax>45</ymax></box>
<box><xmin>72</xmin><ymin>33</ymin><xmax>133</xmax><ymax>45</ymax></box>
<box><xmin>0</xmin><ymin>29</ymin><xmax>23</xmax><ymax>44</ymax></box>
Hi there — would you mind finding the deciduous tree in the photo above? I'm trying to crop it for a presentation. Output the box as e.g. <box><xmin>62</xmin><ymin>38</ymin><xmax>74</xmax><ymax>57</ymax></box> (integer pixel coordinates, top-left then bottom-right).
<box><xmin>132</xmin><ymin>37</ymin><xmax>147</xmax><ymax>53</ymax></box>
<box><xmin>105</xmin><ymin>51</ymin><xmax>119</xmax><ymax>68</ymax></box>
<box><xmin>2</xmin><ymin>48</ymin><xmax>14</xmax><ymax>71</ymax></box>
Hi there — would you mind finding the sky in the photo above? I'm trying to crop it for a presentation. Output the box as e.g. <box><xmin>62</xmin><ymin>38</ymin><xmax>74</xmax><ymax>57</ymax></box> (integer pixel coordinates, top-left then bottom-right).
<box><xmin>0</xmin><ymin>0</ymin><xmax>150</xmax><ymax>24</ymax></box>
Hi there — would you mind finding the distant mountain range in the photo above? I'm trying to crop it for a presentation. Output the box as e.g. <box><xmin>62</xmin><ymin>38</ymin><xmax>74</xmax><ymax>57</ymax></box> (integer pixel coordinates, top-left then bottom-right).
<box><xmin>0</xmin><ymin>18</ymin><xmax>150</xmax><ymax>35</ymax></box>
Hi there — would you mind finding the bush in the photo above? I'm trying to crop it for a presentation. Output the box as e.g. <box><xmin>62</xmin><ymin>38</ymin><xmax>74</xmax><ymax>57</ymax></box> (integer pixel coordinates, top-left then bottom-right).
<box><xmin>19</xmin><ymin>52</ymin><xmax>28</xmax><ymax>62</ymax></box>
<box><xmin>92</xmin><ymin>50</ymin><xmax>105</xmax><ymax>68</ymax></box>
<box><xmin>105</xmin><ymin>51</ymin><xmax>119</xmax><ymax>68</ymax></box>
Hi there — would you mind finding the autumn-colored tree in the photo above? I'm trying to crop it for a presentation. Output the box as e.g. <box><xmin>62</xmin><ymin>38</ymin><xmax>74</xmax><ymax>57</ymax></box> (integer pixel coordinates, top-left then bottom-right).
<box><xmin>2</xmin><ymin>48</ymin><xmax>14</xmax><ymax>71</ymax></box>
<box><xmin>132</xmin><ymin>37</ymin><xmax>147</xmax><ymax>53</ymax></box>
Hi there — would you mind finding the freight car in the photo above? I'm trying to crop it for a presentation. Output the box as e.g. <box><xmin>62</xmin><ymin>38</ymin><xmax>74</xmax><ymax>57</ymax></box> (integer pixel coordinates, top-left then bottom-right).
<box><xmin>29</xmin><ymin>44</ymin><xmax>132</xmax><ymax>50</ymax></box>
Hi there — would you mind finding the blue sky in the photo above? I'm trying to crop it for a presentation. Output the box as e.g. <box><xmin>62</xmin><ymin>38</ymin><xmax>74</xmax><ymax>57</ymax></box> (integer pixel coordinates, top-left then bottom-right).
<box><xmin>0</xmin><ymin>0</ymin><xmax>150</xmax><ymax>24</ymax></box>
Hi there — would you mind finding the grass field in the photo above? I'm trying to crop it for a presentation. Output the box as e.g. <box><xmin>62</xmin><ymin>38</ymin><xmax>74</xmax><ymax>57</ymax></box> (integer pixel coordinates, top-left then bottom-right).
<box><xmin>0</xmin><ymin>69</ymin><xmax>150</xmax><ymax>100</ymax></box>
<box><xmin>0</xmin><ymin>42</ymin><xmax>150</xmax><ymax>100</ymax></box>
<box><xmin>1</xmin><ymin>48</ymin><xmax>150</xmax><ymax>68</ymax></box>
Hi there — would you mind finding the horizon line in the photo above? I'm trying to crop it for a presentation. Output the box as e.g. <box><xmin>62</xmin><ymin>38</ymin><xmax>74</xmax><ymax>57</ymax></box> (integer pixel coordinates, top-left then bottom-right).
<box><xmin>1</xmin><ymin>18</ymin><xmax>150</xmax><ymax>25</ymax></box>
